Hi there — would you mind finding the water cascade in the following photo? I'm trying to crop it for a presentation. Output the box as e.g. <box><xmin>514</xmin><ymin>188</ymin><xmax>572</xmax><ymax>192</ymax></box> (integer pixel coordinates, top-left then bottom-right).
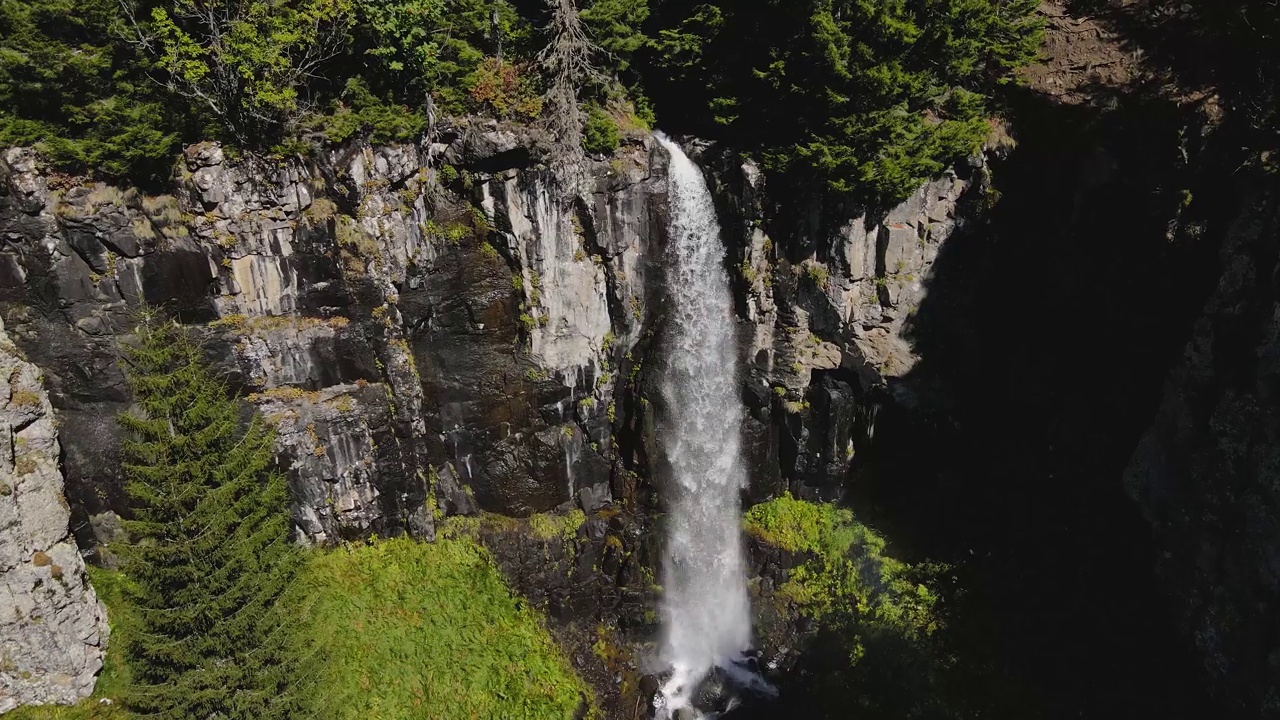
<box><xmin>653</xmin><ymin>133</ymin><xmax>760</xmax><ymax>717</ymax></box>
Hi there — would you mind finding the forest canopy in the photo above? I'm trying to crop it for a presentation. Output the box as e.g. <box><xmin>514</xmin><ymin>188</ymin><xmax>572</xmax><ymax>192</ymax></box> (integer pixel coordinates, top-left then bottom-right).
<box><xmin>0</xmin><ymin>0</ymin><xmax>1043</xmax><ymax>203</ymax></box>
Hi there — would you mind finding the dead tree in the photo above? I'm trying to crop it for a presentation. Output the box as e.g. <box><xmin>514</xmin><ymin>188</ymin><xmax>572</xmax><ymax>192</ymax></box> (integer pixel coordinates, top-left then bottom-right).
<box><xmin>539</xmin><ymin>0</ymin><xmax>603</xmax><ymax>195</ymax></box>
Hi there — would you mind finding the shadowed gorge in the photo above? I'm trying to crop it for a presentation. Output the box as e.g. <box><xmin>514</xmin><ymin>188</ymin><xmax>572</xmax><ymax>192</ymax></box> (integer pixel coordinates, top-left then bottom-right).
<box><xmin>4</xmin><ymin>1</ymin><xmax>1280</xmax><ymax>719</ymax></box>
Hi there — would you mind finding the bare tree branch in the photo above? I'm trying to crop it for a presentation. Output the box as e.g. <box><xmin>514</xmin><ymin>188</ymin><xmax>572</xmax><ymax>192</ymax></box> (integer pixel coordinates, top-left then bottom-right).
<box><xmin>539</xmin><ymin>0</ymin><xmax>604</xmax><ymax>197</ymax></box>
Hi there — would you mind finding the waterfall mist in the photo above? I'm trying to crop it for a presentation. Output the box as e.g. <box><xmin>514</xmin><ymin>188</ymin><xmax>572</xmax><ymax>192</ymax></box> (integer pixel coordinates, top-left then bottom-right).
<box><xmin>652</xmin><ymin>133</ymin><xmax>753</xmax><ymax>716</ymax></box>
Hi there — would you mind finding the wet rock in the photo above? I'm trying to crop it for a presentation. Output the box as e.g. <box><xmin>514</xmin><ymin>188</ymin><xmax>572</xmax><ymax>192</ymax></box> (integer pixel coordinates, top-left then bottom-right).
<box><xmin>435</xmin><ymin>463</ymin><xmax>478</xmax><ymax>517</ymax></box>
<box><xmin>578</xmin><ymin>482</ymin><xmax>612</xmax><ymax>513</ymax></box>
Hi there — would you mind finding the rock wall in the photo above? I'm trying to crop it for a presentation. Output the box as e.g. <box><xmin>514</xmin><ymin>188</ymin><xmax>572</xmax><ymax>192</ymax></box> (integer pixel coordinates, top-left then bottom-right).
<box><xmin>1124</xmin><ymin>185</ymin><xmax>1280</xmax><ymax>716</ymax></box>
<box><xmin>0</xmin><ymin>118</ymin><xmax>980</xmax><ymax>711</ymax></box>
<box><xmin>700</xmin><ymin>146</ymin><xmax>983</xmax><ymax>499</ymax></box>
<box><xmin>0</xmin><ymin>316</ymin><xmax>108</xmax><ymax>711</ymax></box>
<box><xmin>0</xmin><ymin>121</ymin><xmax>674</xmax><ymax>548</ymax></box>
<box><xmin>1</xmin><ymin>118</ymin><xmax>976</xmax><ymax>550</ymax></box>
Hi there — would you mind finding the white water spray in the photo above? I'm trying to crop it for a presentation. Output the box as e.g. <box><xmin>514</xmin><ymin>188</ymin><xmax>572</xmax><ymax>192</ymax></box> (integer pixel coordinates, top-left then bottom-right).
<box><xmin>653</xmin><ymin>133</ymin><xmax>754</xmax><ymax>716</ymax></box>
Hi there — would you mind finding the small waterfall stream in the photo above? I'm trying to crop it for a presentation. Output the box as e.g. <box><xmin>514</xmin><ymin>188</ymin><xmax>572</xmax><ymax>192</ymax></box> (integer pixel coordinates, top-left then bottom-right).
<box><xmin>653</xmin><ymin>133</ymin><xmax>755</xmax><ymax>717</ymax></box>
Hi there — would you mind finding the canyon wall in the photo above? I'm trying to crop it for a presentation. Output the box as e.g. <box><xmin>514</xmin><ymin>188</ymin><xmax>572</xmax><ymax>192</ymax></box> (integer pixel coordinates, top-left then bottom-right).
<box><xmin>0</xmin><ymin>119</ymin><xmax>978</xmax><ymax>709</ymax></box>
<box><xmin>0</xmin><ymin>122</ymin><xmax>977</xmax><ymax>550</ymax></box>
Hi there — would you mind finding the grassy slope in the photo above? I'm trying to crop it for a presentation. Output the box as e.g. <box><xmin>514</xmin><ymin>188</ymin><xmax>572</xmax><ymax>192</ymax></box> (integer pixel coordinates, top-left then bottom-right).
<box><xmin>290</xmin><ymin>536</ymin><xmax>589</xmax><ymax>720</ymax></box>
<box><xmin>8</xmin><ymin>537</ymin><xmax>587</xmax><ymax>720</ymax></box>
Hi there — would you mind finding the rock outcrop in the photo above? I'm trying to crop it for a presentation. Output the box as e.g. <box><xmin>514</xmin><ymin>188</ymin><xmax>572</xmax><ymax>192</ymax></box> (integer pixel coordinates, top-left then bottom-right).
<box><xmin>1</xmin><ymin>117</ymin><xmax>975</xmax><ymax>550</ymax></box>
<box><xmin>0</xmin><ymin>316</ymin><xmax>108</xmax><ymax>711</ymax></box>
<box><xmin>700</xmin><ymin>147</ymin><xmax>982</xmax><ymax>497</ymax></box>
<box><xmin>1124</xmin><ymin>186</ymin><xmax>1280</xmax><ymax>717</ymax></box>
<box><xmin>0</xmin><ymin>117</ymin><xmax>979</xmax><ymax>712</ymax></box>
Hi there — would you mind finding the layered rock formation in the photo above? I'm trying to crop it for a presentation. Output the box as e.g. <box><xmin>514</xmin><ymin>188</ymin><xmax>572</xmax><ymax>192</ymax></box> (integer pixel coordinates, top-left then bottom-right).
<box><xmin>0</xmin><ymin>120</ymin><xmax>976</xmax><ymax>550</ymax></box>
<box><xmin>0</xmin><ymin>115</ymin><xmax>979</xmax><ymax>710</ymax></box>
<box><xmin>0</xmin><ymin>316</ymin><xmax>108</xmax><ymax>711</ymax></box>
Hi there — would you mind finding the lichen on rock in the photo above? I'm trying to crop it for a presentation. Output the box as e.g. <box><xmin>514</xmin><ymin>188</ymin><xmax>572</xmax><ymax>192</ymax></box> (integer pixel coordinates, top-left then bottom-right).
<box><xmin>0</xmin><ymin>316</ymin><xmax>109</xmax><ymax>711</ymax></box>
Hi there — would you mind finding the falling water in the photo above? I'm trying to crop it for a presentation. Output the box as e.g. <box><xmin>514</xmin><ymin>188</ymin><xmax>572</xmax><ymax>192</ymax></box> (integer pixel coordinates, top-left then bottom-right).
<box><xmin>653</xmin><ymin>133</ymin><xmax>754</xmax><ymax>716</ymax></box>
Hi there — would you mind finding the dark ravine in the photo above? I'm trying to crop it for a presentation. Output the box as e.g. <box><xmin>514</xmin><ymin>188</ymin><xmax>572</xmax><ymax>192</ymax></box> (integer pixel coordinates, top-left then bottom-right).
<box><xmin>4</xmin><ymin>5</ymin><xmax>1280</xmax><ymax>717</ymax></box>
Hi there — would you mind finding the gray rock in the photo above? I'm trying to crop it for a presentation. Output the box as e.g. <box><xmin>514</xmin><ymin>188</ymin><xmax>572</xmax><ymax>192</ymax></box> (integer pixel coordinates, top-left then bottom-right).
<box><xmin>577</xmin><ymin>482</ymin><xmax>612</xmax><ymax>514</ymax></box>
<box><xmin>435</xmin><ymin>463</ymin><xmax>478</xmax><ymax>517</ymax></box>
<box><xmin>0</xmin><ymin>316</ymin><xmax>109</xmax><ymax>712</ymax></box>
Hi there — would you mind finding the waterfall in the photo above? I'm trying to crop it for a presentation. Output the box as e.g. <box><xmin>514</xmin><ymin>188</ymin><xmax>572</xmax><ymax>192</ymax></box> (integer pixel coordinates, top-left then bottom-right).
<box><xmin>653</xmin><ymin>133</ymin><xmax>754</xmax><ymax>716</ymax></box>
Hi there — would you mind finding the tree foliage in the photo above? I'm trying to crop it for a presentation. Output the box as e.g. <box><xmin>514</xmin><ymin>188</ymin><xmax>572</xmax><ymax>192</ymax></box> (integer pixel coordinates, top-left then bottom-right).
<box><xmin>642</xmin><ymin>0</ymin><xmax>1043</xmax><ymax>204</ymax></box>
<box><xmin>116</xmin><ymin>319</ymin><xmax>301</xmax><ymax>719</ymax></box>
<box><xmin>0</xmin><ymin>0</ymin><xmax>179</xmax><ymax>180</ymax></box>
<box><xmin>0</xmin><ymin>0</ymin><xmax>1046</xmax><ymax>203</ymax></box>
<box><xmin>352</xmin><ymin>0</ymin><xmax>531</xmax><ymax>113</ymax></box>
<box><xmin>129</xmin><ymin>0</ymin><xmax>356</xmax><ymax>143</ymax></box>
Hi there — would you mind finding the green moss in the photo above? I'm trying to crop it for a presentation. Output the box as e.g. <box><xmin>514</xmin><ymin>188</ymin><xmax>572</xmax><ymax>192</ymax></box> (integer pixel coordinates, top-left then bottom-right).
<box><xmin>745</xmin><ymin>494</ymin><xmax>941</xmax><ymax>640</ymax></box>
<box><xmin>527</xmin><ymin>510</ymin><xmax>586</xmax><ymax>542</ymax></box>
<box><xmin>290</xmin><ymin>537</ymin><xmax>590</xmax><ymax>720</ymax></box>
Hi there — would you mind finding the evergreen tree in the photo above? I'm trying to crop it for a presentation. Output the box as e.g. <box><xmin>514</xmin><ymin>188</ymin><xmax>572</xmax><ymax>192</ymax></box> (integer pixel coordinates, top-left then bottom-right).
<box><xmin>116</xmin><ymin>318</ymin><xmax>301</xmax><ymax>720</ymax></box>
<box><xmin>0</xmin><ymin>0</ymin><xmax>181</xmax><ymax>181</ymax></box>
<box><xmin>642</xmin><ymin>0</ymin><xmax>1043</xmax><ymax>205</ymax></box>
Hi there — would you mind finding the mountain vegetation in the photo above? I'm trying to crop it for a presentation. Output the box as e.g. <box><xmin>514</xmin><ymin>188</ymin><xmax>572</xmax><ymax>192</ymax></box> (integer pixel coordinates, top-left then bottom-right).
<box><xmin>1</xmin><ymin>0</ymin><xmax>1043</xmax><ymax>203</ymax></box>
<box><xmin>744</xmin><ymin>494</ymin><xmax>962</xmax><ymax>718</ymax></box>
<box><xmin>9</xmin><ymin>322</ymin><xmax>587</xmax><ymax>719</ymax></box>
<box><xmin>113</xmin><ymin>319</ymin><xmax>302</xmax><ymax>719</ymax></box>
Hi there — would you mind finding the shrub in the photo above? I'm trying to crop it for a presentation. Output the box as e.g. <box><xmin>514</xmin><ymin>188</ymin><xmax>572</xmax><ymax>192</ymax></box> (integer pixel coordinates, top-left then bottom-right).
<box><xmin>805</xmin><ymin>261</ymin><xmax>829</xmax><ymax>288</ymax></box>
<box><xmin>745</xmin><ymin>494</ymin><xmax>950</xmax><ymax>711</ymax></box>
<box><xmin>468</xmin><ymin>58</ymin><xmax>543</xmax><ymax>120</ymax></box>
<box><xmin>582</xmin><ymin>105</ymin><xmax>621</xmax><ymax>156</ymax></box>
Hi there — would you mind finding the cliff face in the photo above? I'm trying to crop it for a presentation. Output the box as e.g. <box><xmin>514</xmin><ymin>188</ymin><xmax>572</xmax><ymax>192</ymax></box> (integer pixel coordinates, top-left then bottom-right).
<box><xmin>0</xmin><ymin>118</ymin><xmax>978</xmax><ymax>710</ymax></box>
<box><xmin>0</xmin><ymin>120</ymin><xmax>976</xmax><ymax>551</ymax></box>
<box><xmin>0</xmin><ymin>123</ymin><xmax>671</xmax><ymax>548</ymax></box>
<box><xmin>0</xmin><ymin>315</ymin><xmax>108</xmax><ymax>711</ymax></box>
<box><xmin>1124</xmin><ymin>186</ymin><xmax>1280</xmax><ymax>716</ymax></box>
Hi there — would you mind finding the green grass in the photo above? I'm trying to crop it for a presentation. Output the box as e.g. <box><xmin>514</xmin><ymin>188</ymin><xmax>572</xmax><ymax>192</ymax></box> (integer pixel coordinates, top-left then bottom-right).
<box><xmin>8</xmin><ymin>538</ymin><xmax>588</xmax><ymax>720</ymax></box>
<box><xmin>5</xmin><ymin>567</ymin><xmax>134</xmax><ymax>720</ymax></box>
<box><xmin>289</xmin><ymin>536</ymin><xmax>590</xmax><ymax>720</ymax></box>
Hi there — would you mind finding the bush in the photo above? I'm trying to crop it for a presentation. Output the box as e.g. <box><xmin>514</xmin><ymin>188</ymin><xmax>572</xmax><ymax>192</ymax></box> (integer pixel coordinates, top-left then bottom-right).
<box><xmin>468</xmin><ymin>58</ymin><xmax>543</xmax><ymax>120</ymax></box>
<box><xmin>288</xmin><ymin>537</ymin><xmax>590</xmax><ymax>720</ymax></box>
<box><xmin>582</xmin><ymin>105</ymin><xmax>621</xmax><ymax>155</ymax></box>
<box><xmin>745</xmin><ymin>494</ymin><xmax>961</xmax><ymax>716</ymax></box>
<box><xmin>745</xmin><ymin>493</ymin><xmax>943</xmax><ymax>646</ymax></box>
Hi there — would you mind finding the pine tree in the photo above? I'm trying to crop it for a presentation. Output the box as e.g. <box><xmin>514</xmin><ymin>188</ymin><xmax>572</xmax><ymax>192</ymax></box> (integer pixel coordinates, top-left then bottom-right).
<box><xmin>116</xmin><ymin>318</ymin><xmax>301</xmax><ymax>720</ymax></box>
